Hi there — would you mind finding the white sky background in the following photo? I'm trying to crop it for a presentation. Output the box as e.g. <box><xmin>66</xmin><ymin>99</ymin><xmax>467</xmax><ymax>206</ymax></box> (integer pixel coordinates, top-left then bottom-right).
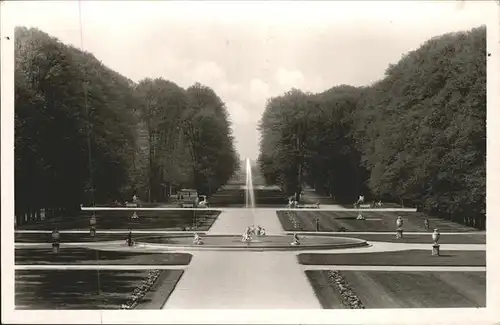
<box><xmin>6</xmin><ymin>1</ymin><xmax>490</xmax><ymax>160</ymax></box>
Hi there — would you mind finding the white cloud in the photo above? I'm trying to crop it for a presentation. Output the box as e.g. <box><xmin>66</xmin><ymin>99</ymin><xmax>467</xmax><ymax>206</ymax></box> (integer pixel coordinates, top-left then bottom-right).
<box><xmin>191</xmin><ymin>61</ymin><xmax>226</xmax><ymax>85</ymax></box>
<box><xmin>226</xmin><ymin>101</ymin><xmax>250</xmax><ymax>124</ymax></box>
<box><xmin>274</xmin><ymin>68</ymin><xmax>305</xmax><ymax>92</ymax></box>
<box><xmin>249</xmin><ymin>78</ymin><xmax>269</xmax><ymax>99</ymax></box>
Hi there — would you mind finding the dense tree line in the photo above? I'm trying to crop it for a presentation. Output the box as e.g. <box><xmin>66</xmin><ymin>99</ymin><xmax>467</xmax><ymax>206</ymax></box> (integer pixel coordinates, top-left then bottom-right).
<box><xmin>14</xmin><ymin>27</ymin><xmax>238</xmax><ymax>226</ymax></box>
<box><xmin>258</xmin><ymin>26</ymin><xmax>486</xmax><ymax>229</ymax></box>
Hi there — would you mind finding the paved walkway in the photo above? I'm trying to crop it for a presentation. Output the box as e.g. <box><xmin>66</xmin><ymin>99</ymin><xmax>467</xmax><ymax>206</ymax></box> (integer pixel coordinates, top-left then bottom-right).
<box><xmin>163</xmin><ymin>209</ymin><xmax>321</xmax><ymax>309</ymax></box>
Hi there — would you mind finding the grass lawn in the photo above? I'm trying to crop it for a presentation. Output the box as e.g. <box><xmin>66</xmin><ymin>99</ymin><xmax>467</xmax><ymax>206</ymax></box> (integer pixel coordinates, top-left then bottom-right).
<box><xmin>14</xmin><ymin>232</ymin><xmax>205</xmax><ymax>243</ymax></box>
<box><xmin>305</xmin><ymin>270</ymin><xmax>346</xmax><ymax>309</ymax></box>
<box><xmin>298</xmin><ymin>250</ymin><xmax>485</xmax><ymax>266</ymax></box>
<box><xmin>298</xmin><ymin>233</ymin><xmax>485</xmax><ymax>244</ymax></box>
<box><xmin>15</xmin><ymin>232</ymin><xmax>132</xmax><ymax>243</ymax></box>
<box><xmin>307</xmin><ymin>270</ymin><xmax>485</xmax><ymax>309</ymax></box>
<box><xmin>345</xmin><ymin>271</ymin><xmax>485</xmax><ymax>308</ymax></box>
<box><xmin>15</xmin><ymin>269</ymin><xmax>183</xmax><ymax>309</ymax></box>
<box><xmin>16</xmin><ymin>210</ymin><xmax>220</xmax><ymax>231</ymax></box>
<box><xmin>15</xmin><ymin>248</ymin><xmax>192</xmax><ymax>265</ymax></box>
<box><xmin>277</xmin><ymin>211</ymin><xmax>478</xmax><ymax>232</ymax></box>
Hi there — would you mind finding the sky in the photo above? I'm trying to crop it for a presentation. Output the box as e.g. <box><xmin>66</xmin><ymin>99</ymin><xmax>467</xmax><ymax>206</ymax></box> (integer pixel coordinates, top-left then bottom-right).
<box><xmin>3</xmin><ymin>1</ymin><xmax>492</xmax><ymax>160</ymax></box>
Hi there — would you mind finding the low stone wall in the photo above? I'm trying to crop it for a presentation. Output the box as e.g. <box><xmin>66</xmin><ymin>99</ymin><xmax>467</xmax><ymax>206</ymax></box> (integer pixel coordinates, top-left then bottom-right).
<box><xmin>121</xmin><ymin>270</ymin><xmax>162</xmax><ymax>309</ymax></box>
<box><xmin>327</xmin><ymin>270</ymin><xmax>364</xmax><ymax>309</ymax></box>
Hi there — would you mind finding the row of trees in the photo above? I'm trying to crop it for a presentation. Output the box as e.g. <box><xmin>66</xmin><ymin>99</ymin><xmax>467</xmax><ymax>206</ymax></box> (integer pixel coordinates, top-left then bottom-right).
<box><xmin>258</xmin><ymin>26</ymin><xmax>486</xmax><ymax>228</ymax></box>
<box><xmin>15</xmin><ymin>27</ymin><xmax>239</xmax><ymax>225</ymax></box>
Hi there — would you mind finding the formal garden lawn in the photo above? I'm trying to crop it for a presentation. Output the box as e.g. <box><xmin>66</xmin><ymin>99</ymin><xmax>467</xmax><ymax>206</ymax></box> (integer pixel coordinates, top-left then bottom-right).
<box><xmin>15</xmin><ymin>247</ymin><xmax>192</xmax><ymax>265</ymax></box>
<box><xmin>14</xmin><ymin>231</ymin><xmax>204</xmax><ymax>243</ymax></box>
<box><xmin>306</xmin><ymin>270</ymin><xmax>486</xmax><ymax>309</ymax></box>
<box><xmin>298</xmin><ymin>250</ymin><xmax>485</xmax><ymax>266</ymax></box>
<box><xmin>16</xmin><ymin>210</ymin><xmax>220</xmax><ymax>231</ymax></box>
<box><xmin>293</xmin><ymin>233</ymin><xmax>485</xmax><ymax>244</ymax></box>
<box><xmin>15</xmin><ymin>269</ymin><xmax>183</xmax><ymax>309</ymax></box>
<box><xmin>278</xmin><ymin>210</ymin><xmax>478</xmax><ymax>232</ymax></box>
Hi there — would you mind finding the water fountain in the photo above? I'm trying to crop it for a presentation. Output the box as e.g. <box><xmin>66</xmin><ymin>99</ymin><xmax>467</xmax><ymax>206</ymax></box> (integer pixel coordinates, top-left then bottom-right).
<box><xmin>242</xmin><ymin>158</ymin><xmax>258</xmax><ymax>242</ymax></box>
<box><xmin>245</xmin><ymin>158</ymin><xmax>256</xmax><ymax>210</ymax></box>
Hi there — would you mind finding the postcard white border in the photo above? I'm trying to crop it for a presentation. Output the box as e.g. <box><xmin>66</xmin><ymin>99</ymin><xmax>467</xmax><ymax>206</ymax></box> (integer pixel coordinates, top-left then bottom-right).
<box><xmin>2</xmin><ymin>1</ymin><xmax>499</xmax><ymax>324</ymax></box>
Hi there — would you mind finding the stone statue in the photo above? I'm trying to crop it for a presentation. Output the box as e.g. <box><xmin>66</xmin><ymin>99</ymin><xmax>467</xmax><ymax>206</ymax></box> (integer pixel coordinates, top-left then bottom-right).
<box><xmin>291</xmin><ymin>233</ymin><xmax>300</xmax><ymax>246</ymax></box>
<box><xmin>242</xmin><ymin>227</ymin><xmax>252</xmax><ymax>242</ymax></box>
<box><xmin>396</xmin><ymin>216</ymin><xmax>404</xmax><ymax>228</ymax></box>
<box><xmin>193</xmin><ymin>232</ymin><xmax>203</xmax><ymax>245</ymax></box>
<box><xmin>432</xmin><ymin>228</ymin><xmax>440</xmax><ymax>244</ymax></box>
<box><xmin>127</xmin><ymin>230</ymin><xmax>134</xmax><ymax>246</ymax></box>
<box><xmin>356</xmin><ymin>212</ymin><xmax>365</xmax><ymax>220</ymax></box>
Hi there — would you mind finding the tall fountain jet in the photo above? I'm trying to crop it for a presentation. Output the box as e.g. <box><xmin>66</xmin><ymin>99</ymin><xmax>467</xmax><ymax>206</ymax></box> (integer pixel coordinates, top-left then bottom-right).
<box><xmin>245</xmin><ymin>158</ymin><xmax>256</xmax><ymax>209</ymax></box>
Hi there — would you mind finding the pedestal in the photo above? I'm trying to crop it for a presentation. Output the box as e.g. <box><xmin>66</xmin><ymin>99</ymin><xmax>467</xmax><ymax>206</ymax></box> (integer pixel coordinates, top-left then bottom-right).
<box><xmin>52</xmin><ymin>242</ymin><xmax>60</xmax><ymax>253</ymax></box>
<box><xmin>90</xmin><ymin>228</ymin><xmax>96</xmax><ymax>237</ymax></box>
<box><xmin>396</xmin><ymin>229</ymin><xmax>404</xmax><ymax>239</ymax></box>
<box><xmin>432</xmin><ymin>244</ymin><xmax>440</xmax><ymax>256</ymax></box>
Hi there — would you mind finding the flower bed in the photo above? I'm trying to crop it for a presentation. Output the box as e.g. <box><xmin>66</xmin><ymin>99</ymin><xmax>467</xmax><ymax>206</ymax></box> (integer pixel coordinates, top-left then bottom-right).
<box><xmin>327</xmin><ymin>270</ymin><xmax>364</xmax><ymax>309</ymax></box>
<box><xmin>120</xmin><ymin>269</ymin><xmax>162</xmax><ymax>309</ymax></box>
<box><xmin>285</xmin><ymin>211</ymin><xmax>302</xmax><ymax>230</ymax></box>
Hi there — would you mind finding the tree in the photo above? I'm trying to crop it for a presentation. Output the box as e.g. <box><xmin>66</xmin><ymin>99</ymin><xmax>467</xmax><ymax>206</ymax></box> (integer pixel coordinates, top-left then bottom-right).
<box><xmin>183</xmin><ymin>83</ymin><xmax>238</xmax><ymax>195</ymax></box>
<box><xmin>353</xmin><ymin>26</ymin><xmax>485</xmax><ymax>226</ymax></box>
<box><xmin>15</xmin><ymin>27</ymin><xmax>138</xmax><ymax>224</ymax></box>
<box><xmin>134</xmin><ymin>78</ymin><xmax>190</xmax><ymax>201</ymax></box>
<box><xmin>258</xmin><ymin>26</ymin><xmax>485</xmax><ymax>229</ymax></box>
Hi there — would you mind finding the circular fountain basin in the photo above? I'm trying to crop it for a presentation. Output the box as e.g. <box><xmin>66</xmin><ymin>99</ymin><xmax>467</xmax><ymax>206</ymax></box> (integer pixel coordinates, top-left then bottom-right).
<box><xmin>135</xmin><ymin>234</ymin><xmax>368</xmax><ymax>251</ymax></box>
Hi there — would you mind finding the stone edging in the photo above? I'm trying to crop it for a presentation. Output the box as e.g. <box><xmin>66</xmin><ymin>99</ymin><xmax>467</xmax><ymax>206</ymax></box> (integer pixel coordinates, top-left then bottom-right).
<box><xmin>327</xmin><ymin>270</ymin><xmax>365</xmax><ymax>309</ymax></box>
<box><xmin>120</xmin><ymin>269</ymin><xmax>162</xmax><ymax>309</ymax></box>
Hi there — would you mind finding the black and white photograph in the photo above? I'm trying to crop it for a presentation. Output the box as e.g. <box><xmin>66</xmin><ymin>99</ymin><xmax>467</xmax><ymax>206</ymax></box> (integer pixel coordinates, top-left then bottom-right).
<box><xmin>1</xmin><ymin>1</ymin><xmax>499</xmax><ymax>324</ymax></box>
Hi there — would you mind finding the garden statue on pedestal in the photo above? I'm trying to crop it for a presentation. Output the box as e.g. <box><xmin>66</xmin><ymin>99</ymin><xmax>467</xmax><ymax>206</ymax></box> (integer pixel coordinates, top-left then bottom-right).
<box><xmin>131</xmin><ymin>212</ymin><xmax>139</xmax><ymax>220</ymax></box>
<box><xmin>354</xmin><ymin>194</ymin><xmax>365</xmax><ymax>208</ymax></box>
<box><xmin>89</xmin><ymin>216</ymin><xmax>97</xmax><ymax>237</ymax></box>
<box><xmin>193</xmin><ymin>232</ymin><xmax>203</xmax><ymax>245</ymax></box>
<box><xmin>52</xmin><ymin>228</ymin><xmax>60</xmax><ymax>253</ymax></box>
<box><xmin>396</xmin><ymin>216</ymin><xmax>404</xmax><ymax>239</ymax></box>
<box><xmin>291</xmin><ymin>233</ymin><xmax>300</xmax><ymax>246</ymax></box>
<box><xmin>432</xmin><ymin>228</ymin><xmax>441</xmax><ymax>256</ymax></box>
<box><xmin>127</xmin><ymin>230</ymin><xmax>134</xmax><ymax>247</ymax></box>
